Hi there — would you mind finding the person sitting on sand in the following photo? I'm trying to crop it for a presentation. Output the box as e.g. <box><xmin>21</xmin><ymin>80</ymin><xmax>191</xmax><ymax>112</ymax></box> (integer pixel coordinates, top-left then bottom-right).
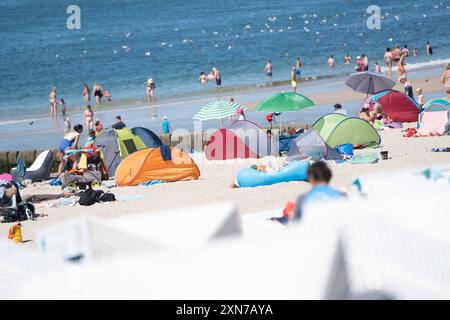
<box><xmin>359</xmin><ymin>107</ymin><xmax>376</xmax><ymax>124</ymax></box>
<box><xmin>112</xmin><ymin>115</ymin><xmax>126</xmax><ymax>130</ymax></box>
<box><xmin>333</xmin><ymin>103</ymin><xmax>347</xmax><ymax>115</ymax></box>
<box><xmin>84</xmin><ymin>129</ymin><xmax>96</xmax><ymax>149</ymax></box>
<box><xmin>272</xmin><ymin>161</ymin><xmax>345</xmax><ymax>224</ymax></box>
<box><xmin>57</xmin><ymin>124</ymin><xmax>83</xmax><ymax>174</ymax></box>
<box><xmin>95</xmin><ymin>119</ymin><xmax>104</xmax><ymax>134</ymax></box>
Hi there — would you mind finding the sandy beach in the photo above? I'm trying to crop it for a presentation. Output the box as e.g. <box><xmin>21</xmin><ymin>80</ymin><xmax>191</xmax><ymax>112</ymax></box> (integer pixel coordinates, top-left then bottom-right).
<box><xmin>2</xmin><ymin>125</ymin><xmax>449</xmax><ymax>246</ymax></box>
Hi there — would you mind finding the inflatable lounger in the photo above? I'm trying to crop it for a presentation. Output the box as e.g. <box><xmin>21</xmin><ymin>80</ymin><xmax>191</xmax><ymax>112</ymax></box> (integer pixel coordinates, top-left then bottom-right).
<box><xmin>236</xmin><ymin>160</ymin><xmax>310</xmax><ymax>188</ymax></box>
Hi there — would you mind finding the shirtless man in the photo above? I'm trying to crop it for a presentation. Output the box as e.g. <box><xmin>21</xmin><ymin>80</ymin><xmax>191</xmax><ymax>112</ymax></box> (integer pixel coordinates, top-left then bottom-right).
<box><xmin>392</xmin><ymin>45</ymin><xmax>401</xmax><ymax>63</ymax></box>
<box><xmin>49</xmin><ymin>87</ymin><xmax>57</xmax><ymax>117</ymax></box>
<box><xmin>264</xmin><ymin>60</ymin><xmax>273</xmax><ymax>77</ymax></box>
<box><xmin>442</xmin><ymin>64</ymin><xmax>450</xmax><ymax>101</ymax></box>
<box><xmin>327</xmin><ymin>55</ymin><xmax>335</xmax><ymax>69</ymax></box>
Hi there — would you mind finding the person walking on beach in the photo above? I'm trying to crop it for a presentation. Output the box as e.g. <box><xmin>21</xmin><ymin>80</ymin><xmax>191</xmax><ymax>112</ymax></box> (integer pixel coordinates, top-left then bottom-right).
<box><xmin>145</xmin><ymin>78</ymin><xmax>156</xmax><ymax>103</ymax></box>
<box><xmin>212</xmin><ymin>67</ymin><xmax>222</xmax><ymax>89</ymax></box>
<box><xmin>82</xmin><ymin>84</ymin><xmax>90</xmax><ymax>104</ymax></box>
<box><xmin>162</xmin><ymin>116</ymin><xmax>172</xmax><ymax>134</ymax></box>
<box><xmin>84</xmin><ymin>105</ymin><xmax>94</xmax><ymax>130</ymax></box>
<box><xmin>384</xmin><ymin>48</ymin><xmax>393</xmax><ymax>77</ymax></box>
<box><xmin>327</xmin><ymin>55</ymin><xmax>335</xmax><ymax>69</ymax></box>
<box><xmin>398</xmin><ymin>52</ymin><xmax>407</xmax><ymax>77</ymax></box>
<box><xmin>290</xmin><ymin>67</ymin><xmax>297</xmax><ymax>92</ymax></box>
<box><xmin>344</xmin><ymin>53</ymin><xmax>351</xmax><ymax>65</ymax></box>
<box><xmin>93</xmin><ymin>83</ymin><xmax>103</xmax><ymax>105</ymax></box>
<box><xmin>441</xmin><ymin>64</ymin><xmax>450</xmax><ymax>101</ymax></box>
<box><xmin>49</xmin><ymin>87</ymin><xmax>57</xmax><ymax>117</ymax></box>
<box><xmin>264</xmin><ymin>60</ymin><xmax>273</xmax><ymax>78</ymax></box>
<box><xmin>426</xmin><ymin>41</ymin><xmax>433</xmax><ymax>55</ymax></box>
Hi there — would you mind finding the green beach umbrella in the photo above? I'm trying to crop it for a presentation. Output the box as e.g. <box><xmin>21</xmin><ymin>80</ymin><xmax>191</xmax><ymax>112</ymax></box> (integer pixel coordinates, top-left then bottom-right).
<box><xmin>193</xmin><ymin>99</ymin><xmax>247</xmax><ymax>127</ymax></box>
<box><xmin>255</xmin><ymin>92</ymin><xmax>315</xmax><ymax>131</ymax></box>
<box><xmin>255</xmin><ymin>92</ymin><xmax>315</xmax><ymax>113</ymax></box>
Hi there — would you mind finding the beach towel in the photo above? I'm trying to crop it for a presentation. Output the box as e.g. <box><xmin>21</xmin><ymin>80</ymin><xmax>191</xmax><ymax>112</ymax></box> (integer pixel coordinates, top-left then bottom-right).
<box><xmin>415</xmin><ymin>110</ymin><xmax>448</xmax><ymax>137</ymax></box>
<box><xmin>0</xmin><ymin>173</ymin><xmax>13</xmax><ymax>182</ymax></box>
<box><xmin>349</xmin><ymin>153</ymin><xmax>379</xmax><ymax>164</ymax></box>
<box><xmin>139</xmin><ymin>180</ymin><xmax>165</xmax><ymax>186</ymax></box>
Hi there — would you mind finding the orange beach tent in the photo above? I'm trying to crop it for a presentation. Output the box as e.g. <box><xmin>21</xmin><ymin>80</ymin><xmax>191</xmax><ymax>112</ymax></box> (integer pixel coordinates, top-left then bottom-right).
<box><xmin>115</xmin><ymin>146</ymin><xmax>200</xmax><ymax>186</ymax></box>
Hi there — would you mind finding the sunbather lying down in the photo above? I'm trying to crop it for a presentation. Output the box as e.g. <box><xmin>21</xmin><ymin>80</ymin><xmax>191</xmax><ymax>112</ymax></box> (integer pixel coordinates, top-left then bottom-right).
<box><xmin>270</xmin><ymin>161</ymin><xmax>346</xmax><ymax>224</ymax></box>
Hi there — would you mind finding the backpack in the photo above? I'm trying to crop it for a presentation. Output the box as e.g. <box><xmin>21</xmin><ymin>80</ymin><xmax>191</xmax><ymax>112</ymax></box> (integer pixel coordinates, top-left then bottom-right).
<box><xmin>99</xmin><ymin>192</ymin><xmax>115</xmax><ymax>202</ymax></box>
<box><xmin>78</xmin><ymin>189</ymin><xmax>104</xmax><ymax>206</ymax></box>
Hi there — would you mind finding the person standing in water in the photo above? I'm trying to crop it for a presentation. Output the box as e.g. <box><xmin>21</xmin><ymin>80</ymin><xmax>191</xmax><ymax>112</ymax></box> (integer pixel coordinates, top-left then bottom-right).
<box><xmin>212</xmin><ymin>67</ymin><xmax>221</xmax><ymax>89</ymax></box>
<box><xmin>384</xmin><ymin>48</ymin><xmax>393</xmax><ymax>77</ymax></box>
<box><xmin>84</xmin><ymin>105</ymin><xmax>94</xmax><ymax>130</ymax></box>
<box><xmin>60</xmin><ymin>98</ymin><xmax>67</xmax><ymax>116</ymax></box>
<box><xmin>393</xmin><ymin>45</ymin><xmax>401</xmax><ymax>64</ymax></box>
<box><xmin>264</xmin><ymin>60</ymin><xmax>273</xmax><ymax>78</ymax></box>
<box><xmin>145</xmin><ymin>78</ymin><xmax>156</xmax><ymax>103</ymax></box>
<box><xmin>295</xmin><ymin>57</ymin><xmax>302</xmax><ymax>80</ymax></box>
<box><xmin>290</xmin><ymin>67</ymin><xmax>297</xmax><ymax>92</ymax></box>
<box><xmin>327</xmin><ymin>55</ymin><xmax>335</xmax><ymax>69</ymax></box>
<box><xmin>82</xmin><ymin>84</ymin><xmax>90</xmax><ymax>104</ymax></box>
<box><xmin>344</xmin><ymin>53</ymin><xmax>351</xmax><ymax>65</ymax></box>
<box><xmin>426</xmin><ymin>41</ymin><xmax>433</xmax><ymax>55</ymax></box>
<box><xmin>93</xmin><ymin>83</ymin><xmax>103</xmax><ymax>105</ymax></box>
<box><xmin>49</xmin><ymin>87</ymin><xmax>57</xmax><ymax>117</ymax></box>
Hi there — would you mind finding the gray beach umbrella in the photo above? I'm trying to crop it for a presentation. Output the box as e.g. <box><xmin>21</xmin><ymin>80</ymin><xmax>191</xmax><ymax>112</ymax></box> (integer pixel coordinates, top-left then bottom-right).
<box><xmin>345</xmin><ymin>72</ymin><xmax>395</xmax><ymax>97</ymax></box>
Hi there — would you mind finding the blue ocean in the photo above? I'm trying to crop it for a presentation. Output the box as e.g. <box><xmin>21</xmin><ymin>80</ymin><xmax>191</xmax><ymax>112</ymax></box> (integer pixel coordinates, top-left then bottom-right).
<box><xmin>0</xmin><ymin>0</ymin><xmax>449</xmax><ymax>123</ymax></box>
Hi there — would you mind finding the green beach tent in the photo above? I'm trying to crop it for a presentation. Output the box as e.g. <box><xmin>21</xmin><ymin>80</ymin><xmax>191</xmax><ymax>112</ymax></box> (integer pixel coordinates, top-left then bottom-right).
<box><xmin>312</xmin><ymin>114</ymin><xmax>380</xmax><ymax>148</ymax></box>
<box><xmin>95</xmin><ymin>128</ymin><xmax>146</xmax><ymax>177</ymax></box>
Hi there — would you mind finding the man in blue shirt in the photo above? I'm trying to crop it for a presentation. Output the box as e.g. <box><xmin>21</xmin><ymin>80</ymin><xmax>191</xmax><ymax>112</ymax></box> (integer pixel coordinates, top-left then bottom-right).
<box><xmin>162</xmin><ymin>116</ymin><xmax>172</xmax><ymax>134</ymax></box>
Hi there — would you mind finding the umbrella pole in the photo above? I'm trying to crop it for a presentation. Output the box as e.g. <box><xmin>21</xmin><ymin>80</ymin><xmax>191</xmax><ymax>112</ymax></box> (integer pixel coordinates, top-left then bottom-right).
<box><xmin>279</xmin><ymin>113</ymin><xmax>283</xmax><ymax>134</ymax></box>
<box><xmin>366</xmin><ymin>76</ymin><xmax>372</xmax><ymax>98</ymax></box>
<box><xmin>219</xmin><ymin>118</ymin><xmax>224</xmax><ymax>128</ymax></box>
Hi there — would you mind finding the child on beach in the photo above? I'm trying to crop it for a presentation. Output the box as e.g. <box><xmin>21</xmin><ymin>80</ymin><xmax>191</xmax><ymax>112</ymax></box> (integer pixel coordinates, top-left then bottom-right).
<box><xmin>271</xmin><ymin>161</ymin><xmax>345</xmax><ymax>224</ymax></box>
<box><xmin>84</xmin><ymin>129</ymin><xmax>96</xmax><ymax>149</ymax></box>
<box><xmin>374</xmin><ymin>62</ymin><xmax>382</xmax><ymax>73</ymax></box>
<box><xmin>416</xmin><ymin>88</ymin><xmax>426</xmax><ymax>108</ymax></box>
<box><xmin>60</xmin><ymin>98</ymin><xmax>67</xmax><ymax>116</ymax></box>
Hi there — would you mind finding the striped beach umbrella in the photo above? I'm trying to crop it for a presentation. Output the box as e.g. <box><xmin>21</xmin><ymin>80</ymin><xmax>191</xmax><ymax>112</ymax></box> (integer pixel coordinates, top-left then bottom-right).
<box><xmin>193</xmin><ymin>100</ymin><xmax>247</xmax><ymax>127</ymax></box>
<box><xmin>345</xmin><ymin>71</ymin><xmax>395</xmax><ymax>97</ymax></box>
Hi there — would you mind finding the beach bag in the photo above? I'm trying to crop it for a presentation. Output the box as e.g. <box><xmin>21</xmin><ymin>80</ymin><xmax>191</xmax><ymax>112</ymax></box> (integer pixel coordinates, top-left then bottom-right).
<box><xmin>99</xmin><ymin>192</ymin><xmax>115</xmax><ymax>202</ymax></box>
<box><xmin>78</xmin><ymin>189</ymin><xmax>103</xmax><ymax>206</ymax></box>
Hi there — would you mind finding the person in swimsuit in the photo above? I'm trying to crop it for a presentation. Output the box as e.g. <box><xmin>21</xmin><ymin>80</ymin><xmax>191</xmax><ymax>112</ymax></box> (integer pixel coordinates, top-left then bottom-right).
<box><xmin>402</xmin><ymin>45</ymin><xmax>409</xmax><ymax>57</ymax></box>
<box><xmin>416</xmin><ymin>88</ymin><xmax>426</xmax><ymax>108</ymax></box>
<box><xmin>212</xmin><ymin>67</ymin><xmax>221</xmax><ymax>88</ymax></box>
<box><xmin>290</xmin><ymin>67</ymin><xmax>297</xmax><ymax>92</ymax></box>
<box><xmin>374</xmin><ymin>62</ymin><xmax>382</xmax><ymax>73</ymax></box>
<box><xmin>84</xmin><ymin>105</ymin><xmax>94</xmax><ymax>130</ymax></box>
<box><xmin>392</xmin><ymin>45</ymin><xmax>401</xmax><ymax>63</ymax></box>
<box><xmin>413</xmin><ymin>47</ymin><xmax>419</xmax><ymax>56</ymax></box>
<box><xmin>199</xmin><ymin>72</ymin><xmax>207</xmax><ymax>84</ymax></box>
<box><xmin>264</xmin><ymin>60</ymin><xmax>273</xmax><ymax>77</ymax></box>
<box><xmin>441</xmin><ymin>64</ymin><xmax>450</xmax><ymax>101</ymax></box>
<box><xmin>327</xmin><ymin>55</ymin><xmax>335</xmax><ymax>69</ymax></box>
<box><xmin>295</xmin><ymin>57</ymin><xmax>302</xmax><ymax>80</ymax></box>
<box><xmin>398</xmin><ymin>53</ymin><xmax>407</xmax><ymax>77</ymax></box>
<box><xmin>384</xmin><ymin>48</ymin><xmax>393</xmax><ymax>77</ymax></box>
<box><xmin>82</xmin><ymin>84</ymin><xmax>90</xmax><ymax>104</ymax></box>
<box><xmin>60</xmin><ymin>98</ymin><xmax>67</xmax><ymax>116</ymax></box>
<box><xmin>145</xmin><ymin>78</ymin><xmax>156</xmax><ymax>103</ymax></box>
<box><xmin>426</xmin><ymin>41</ymin><xmax>433</xmax><ymax>55</ymax></box>
<box><xmin>57</xmin><ymin>124</ymin><xmax>83</xmax><ymax>174</ymax></box>
<box><xmin>49</xmin><ymin>87</ymin><xmax>57</xmax><ymax>117</ymax></box>
<box><xmin>344</xmin><ymin>53</ymin><xmax>351</xmax><ymax>65</ymax></box>
<box><xmin>361</xmin><ymin>54</ymin><xmax>369</xmax><ymax>71</ymax></box>
<box><xmin>93</xmin><ymin>83</ymin><xmax>103</xmax><ymax>105</ymax></box>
